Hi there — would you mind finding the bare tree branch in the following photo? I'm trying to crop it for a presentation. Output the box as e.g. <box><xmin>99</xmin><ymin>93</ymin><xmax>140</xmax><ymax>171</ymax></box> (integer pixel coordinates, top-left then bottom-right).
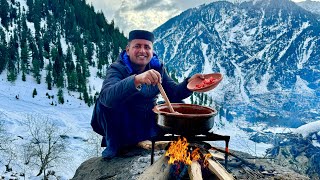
<box><xmin>23</xmin><ymin>115</ymin><xmax>67</xmax><ymax>178</ymax></box>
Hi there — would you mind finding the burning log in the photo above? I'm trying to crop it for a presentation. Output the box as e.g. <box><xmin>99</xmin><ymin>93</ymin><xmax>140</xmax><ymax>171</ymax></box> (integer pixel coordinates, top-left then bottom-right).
<box><xmin>207</xmin><ymin>158</ymin><xmax>234</xmax><ymax>180</ymax></box>
<box><xmin>140</xmin><ymin>137</ymin><xmax>235</xmax><ymax>180</ymax></box>
<box><xmin>188</xmin><ymin>161</ymin><xmax>203</xmax><ymax>180</ymax></box>
<box><xmin>137</xmin><ymin>154</ymin><xmax>171</xmax><ymax>180</ymax></box>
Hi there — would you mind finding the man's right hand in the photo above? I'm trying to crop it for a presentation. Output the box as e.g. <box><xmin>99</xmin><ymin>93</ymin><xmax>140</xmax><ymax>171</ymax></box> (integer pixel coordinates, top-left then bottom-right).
<box><xmin>134</xmin><ymin>69</ymin><xmax>162</xmax><ymax>87</ymax></box>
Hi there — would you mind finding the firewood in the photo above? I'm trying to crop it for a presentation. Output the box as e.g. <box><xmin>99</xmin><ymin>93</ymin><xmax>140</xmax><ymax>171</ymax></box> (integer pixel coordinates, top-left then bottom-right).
<box><xmin>207</xmin><ymin>158</ymin><xmax>234</xmax><ymax>180</ymax></box>
<box><xmin>137</xmin><ymin>154</ymin><xmax>171</xmax><ymax>180</ymax></box>
<box><xmin>188</xmin><ymin>161</ymin><xmax>203</xmax><ymax>180</ymax></box>
<box><xmin>208</xmin><ymin>149</ymin><xmax>225</xmax><ymax>160</ymax></box>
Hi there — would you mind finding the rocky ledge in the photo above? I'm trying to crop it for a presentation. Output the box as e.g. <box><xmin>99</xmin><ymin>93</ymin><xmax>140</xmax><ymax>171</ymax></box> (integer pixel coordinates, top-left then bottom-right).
<box><xmin>72</xmin><ymin>141</ymin><xmax>311</xmax><ymax>180</ymax></box>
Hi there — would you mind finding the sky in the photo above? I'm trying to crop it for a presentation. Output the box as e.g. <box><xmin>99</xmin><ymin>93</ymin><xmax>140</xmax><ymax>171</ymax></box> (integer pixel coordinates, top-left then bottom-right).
<box><xmin>85</xmin><ymin>0</ymin><xmax>315</xmax><ymax>37</ymax></box>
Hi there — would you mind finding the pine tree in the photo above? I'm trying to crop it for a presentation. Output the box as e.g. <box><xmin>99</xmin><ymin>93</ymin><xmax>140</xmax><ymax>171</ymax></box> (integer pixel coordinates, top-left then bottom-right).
<box><xmin>86</xmin><ymin>42</ymin><xmax>94</xmax><ymax>66</ymax></box>
<box><xmin>83</xmin><ymin>89</ymin><xmax>89</xmax><ymax>104</ymax></box>
<box><xmin>20</xmin><ymin>12</ymin><xmax>28</xmax><ymax>45</ymax></box>
<box><xmin>7</xmin><ymin>35</ymin><xmax>18</xmax><ymax>82</ymax></box>
<box><xmin>57</xmin><ymin>89</ymin><xmax>64</xmax><ymax>104</ymax></box>
<box><xmin>22</xmin><ymin>71</ymin><xmax>26</xmax><ymax>81</ymax></box>
<box><xmin>76</xmin><ymin>62</ymin><xmax>85</xmax><ymax>93</ymax></box>
<box><xmin>67</xmin><ymin>70</ymin><xmax>77</xmax><ymax>91</ymax></box>
<box><xmin>204</xmin><ymin>94</ymin><xmax>208</xmax><ymax>106</ymax></box>
<box><xmin>65</xmin><ymin>46</ymin><xmax>77</xmax><ymax>91</ymax></box>
<box><xmin>31</xmin><ymin>44</ymin><xmax>41</xmax><ymax>83</ymax></box>
<box><xmin>51</xmin><ymin>46</ymin><xmax>64</xmax><ymax>88</ymax></box>
<box><xmin>0</xmin><ymin>28</ymin><xmax>8</xmax><ymax>74</ymax></box>
<box><xmin>33</xmin><ymin>0</ymin><xmax>42</xmax><ymax>36</ymax></box>
<box><xmin>26</xmin><ymin>0</ymin><xmax>34</xmax><ymax>22</ymax></box>
<box><xmin>36</xmin><ymin>37</ymin><xmax>44</xmax><ymax>69</ymax></box>
<box><xmin>46</xmin><ymin>61</ymin><xmax>53</xmax><ymax>90</ymax></box>
<box><xmin>0</xmin><ymin>0</ymin><xmax>10</xmax><ymax>28</ymax></box>
<box><xmin>32</xmin><ymin>88</ymin><xmax>37</xmax><ymax>98</ymax></box>
<box><xmin>190</xmin><ymin>94</ymin><xmax>194</xmax><ymax>104</ymax></box>
<box><xmin>20</xmin><ymin>42</ymin><xmax>30</xmax><ymax>76</ymax></box>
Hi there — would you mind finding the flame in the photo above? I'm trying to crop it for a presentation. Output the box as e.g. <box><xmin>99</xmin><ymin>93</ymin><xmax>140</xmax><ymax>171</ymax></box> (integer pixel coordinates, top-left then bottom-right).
<box><xmin>165</xmin><ymin>137</ymin><xmax>213</xmax><ymax>168</ymax></box>
<box><xmin>165</xmin><ymin>137</ymin><xmax>192</xmax><ymax>165</ymax></box>
<box><xmin>203</xmin><ymin>153</ymin><xmax>212</xmax><ymax>167</ymax></box>
<box><xmin>190</xmin><ymin>148</ymin><xmax>201</xmax><ymax>161</ymax></box>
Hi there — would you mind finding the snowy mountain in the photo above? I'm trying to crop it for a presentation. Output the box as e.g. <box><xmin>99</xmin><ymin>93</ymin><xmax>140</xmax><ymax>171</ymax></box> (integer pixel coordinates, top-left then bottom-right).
<box><xmin>153</xmin><ymin>0</ymin><xmax>320</xmax><ymax>127</ymax></box>
<box><xmin>296</xmin><ymin>0</ymin><xmax>320</xmax><ymax>15</ymax></box>
<box><xmin>153</xmin><ymin>0</ymin><xmax>320</xmax><ymax>176</ymax></box>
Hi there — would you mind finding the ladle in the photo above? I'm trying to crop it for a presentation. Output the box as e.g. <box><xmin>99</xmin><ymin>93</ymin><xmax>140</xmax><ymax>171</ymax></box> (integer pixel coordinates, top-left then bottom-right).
<box><xmin>157</xmin><ymin>83</ymin><xmax>175</xmax><ymax>113</ymax></box>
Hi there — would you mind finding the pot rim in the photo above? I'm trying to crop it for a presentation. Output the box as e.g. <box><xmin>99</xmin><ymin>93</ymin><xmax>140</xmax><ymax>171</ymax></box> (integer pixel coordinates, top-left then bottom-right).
<box><xmin>152</xmin><ymin>103</ymin><xmax>216</xmax><ymax>117</ymax></box>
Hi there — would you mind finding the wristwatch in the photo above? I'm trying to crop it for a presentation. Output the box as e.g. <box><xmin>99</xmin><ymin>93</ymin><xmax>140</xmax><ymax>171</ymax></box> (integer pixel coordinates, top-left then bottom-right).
<box><xmin>136</xmin><ymin>84</ymin><xmax>142</xmax><ymax>91</ymax></box>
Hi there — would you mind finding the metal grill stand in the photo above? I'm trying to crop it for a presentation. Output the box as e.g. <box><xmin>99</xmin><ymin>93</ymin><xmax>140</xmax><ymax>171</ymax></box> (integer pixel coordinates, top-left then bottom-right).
<box><xmin>150</xmin><ymin>132</ymin><xmax>230</xmax><ymax>168</ymax></box>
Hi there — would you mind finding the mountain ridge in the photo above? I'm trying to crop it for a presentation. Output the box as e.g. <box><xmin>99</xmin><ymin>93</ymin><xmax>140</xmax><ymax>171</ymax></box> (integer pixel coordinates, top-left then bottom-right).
<box><xmin>153</xmin><ymin>0</ymin><xmax>320</xmax><ymax>177</ymax></box>
<box><xmin>153</xmin><ymin>0</ymin><xmax>320</xmax><ymax>125</ymax></box>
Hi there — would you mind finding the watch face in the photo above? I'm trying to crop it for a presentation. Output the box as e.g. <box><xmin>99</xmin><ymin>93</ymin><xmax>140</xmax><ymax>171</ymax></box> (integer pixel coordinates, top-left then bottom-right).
<box><xmin>136</xmin><ymin>85</ymin><xmax>142</xmax><ymax>91</ymax></box>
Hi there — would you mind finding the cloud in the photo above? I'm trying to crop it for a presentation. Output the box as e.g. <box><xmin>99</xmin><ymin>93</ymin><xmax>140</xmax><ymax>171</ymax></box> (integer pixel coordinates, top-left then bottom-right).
<box><xmin>133</xmin><ymin>0</ymin><xmax>162</xmax><ymax>11</ymax></box>
<box><xmin>86</xmin><ymin>0</ymin><xmax>122</xmax><ymax>21</ymax></box>
<box><xmin>86</xmin><ymin>0</ymin><xmax>213</xmax><ymax>35</ymax></box>
<box><xmin>88</xmin><ymin>0</ymin><xmax>315</xmax><ymax>36</ymax></box>
<box><xmin>113</xmin><ymin>0</ymin><xmax>181</xmax><ymax>35</ymax></box>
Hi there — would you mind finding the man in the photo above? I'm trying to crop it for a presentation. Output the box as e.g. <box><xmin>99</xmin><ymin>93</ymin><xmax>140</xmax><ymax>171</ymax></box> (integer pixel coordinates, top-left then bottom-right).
<box><xmin>92</xmin><ymin>30</ymin><xmax>202</xmax><ymax>159</ymax></box>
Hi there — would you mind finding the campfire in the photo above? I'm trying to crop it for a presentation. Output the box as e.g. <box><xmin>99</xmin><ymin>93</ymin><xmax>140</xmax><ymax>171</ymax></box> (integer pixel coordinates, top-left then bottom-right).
<box><xmin>138</xmin><ymin>137</ymin><xmax>234</xmax><ymax>180</ymax></box>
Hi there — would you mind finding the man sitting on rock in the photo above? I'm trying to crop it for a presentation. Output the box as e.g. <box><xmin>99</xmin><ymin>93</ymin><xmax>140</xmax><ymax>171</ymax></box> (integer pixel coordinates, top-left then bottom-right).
<box><xmin>91</xmin><ymin>29</ymin><xmax>201</xmax><ymax>159</ymax></box>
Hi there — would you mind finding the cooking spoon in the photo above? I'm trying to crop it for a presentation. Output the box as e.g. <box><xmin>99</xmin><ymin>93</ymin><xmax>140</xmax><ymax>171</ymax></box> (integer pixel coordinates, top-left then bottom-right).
<box><xmin>157</xmin><ymin>83</ymin><xmax>175</xmax><ymax>113</ymax></box>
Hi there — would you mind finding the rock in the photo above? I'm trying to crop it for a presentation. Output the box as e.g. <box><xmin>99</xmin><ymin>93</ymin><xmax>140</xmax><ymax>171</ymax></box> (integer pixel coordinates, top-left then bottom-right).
<box><xmin>266</xmin><ymin>132</ymin><xmax>320</xmax><ymax>178</ymax></box>
<box><xmin>72</xmin><ymin>141</ymin><xmax>167</xmax><ymax>180</ymax></box>
<box><xmin>72</xmin><ymin>140</ymin><xmax>312</xmax><ymax>180</ymax></box>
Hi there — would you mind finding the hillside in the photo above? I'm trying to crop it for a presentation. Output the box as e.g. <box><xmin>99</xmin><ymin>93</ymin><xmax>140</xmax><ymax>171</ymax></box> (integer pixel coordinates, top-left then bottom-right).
<box><xmin>0</xmin><ymin>0</ymin><xmax>127</xmax><ymax>178</ymax></box>
<box><xmin>0</xmin><ymin>0</ymin><xmax>128</xmax><ymax>106</ymax></box>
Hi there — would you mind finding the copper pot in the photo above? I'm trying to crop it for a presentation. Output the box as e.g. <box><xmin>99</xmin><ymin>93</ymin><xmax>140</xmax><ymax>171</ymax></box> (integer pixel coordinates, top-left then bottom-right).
<box><xmin>152</xmin><ymin>103</ymin><xmax>217</xmax><ymax>135</ymax></box>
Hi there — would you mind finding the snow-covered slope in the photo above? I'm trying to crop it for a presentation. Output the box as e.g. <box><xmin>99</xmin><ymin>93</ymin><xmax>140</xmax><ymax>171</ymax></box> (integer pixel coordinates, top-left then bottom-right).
<box><xmin>0</xmin><ymin>71</ymin><xmax>103</xmax><ymax>179</ymax></box>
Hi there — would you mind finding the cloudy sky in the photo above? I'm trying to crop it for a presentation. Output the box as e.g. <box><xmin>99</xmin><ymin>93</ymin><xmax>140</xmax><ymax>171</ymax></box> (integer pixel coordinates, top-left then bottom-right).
<box><xmin>86</xmin><ymin>0</ymin><xmax>312</xmax><ymax>37</ymax></box>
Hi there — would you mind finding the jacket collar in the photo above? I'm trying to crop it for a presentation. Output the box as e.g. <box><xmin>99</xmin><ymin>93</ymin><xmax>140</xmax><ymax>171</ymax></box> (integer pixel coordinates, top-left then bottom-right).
<box><xmin>120</xmin><ymin>50</ymin><xmax>161</xmax><ymax>74</ymax></box>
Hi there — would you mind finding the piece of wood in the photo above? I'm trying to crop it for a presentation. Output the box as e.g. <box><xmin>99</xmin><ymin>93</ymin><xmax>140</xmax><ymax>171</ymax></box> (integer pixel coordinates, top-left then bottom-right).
<box><xmin>188</xmin><ymin>161</ymin><xmax>203</xmax><ymax>180</ymax></box>
<box><xmin>157</xmin><ymin>83</ymin><xmax>175</xmax><ymax>113</ymax></box>
<box><xmin>137</xmin><ymin>154</ymin><xmax>171</xmax><ymax>180</ymax></box>
<box><xmin>207</xmin><ymin>158</ymin><xmax>234</xmax><ymax>180</ymax></box>
<box><xmin>208</xmin><ymin>149</ymin><xmax>225</xmax><ymax>160</ymax></box>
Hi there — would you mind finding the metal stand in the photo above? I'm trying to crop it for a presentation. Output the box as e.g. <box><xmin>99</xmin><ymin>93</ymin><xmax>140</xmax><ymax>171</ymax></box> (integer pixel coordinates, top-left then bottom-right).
<box><xmin>151</xmin><ymin>132</ymin><xmax>230</xmax><ymax>168</ymax></box>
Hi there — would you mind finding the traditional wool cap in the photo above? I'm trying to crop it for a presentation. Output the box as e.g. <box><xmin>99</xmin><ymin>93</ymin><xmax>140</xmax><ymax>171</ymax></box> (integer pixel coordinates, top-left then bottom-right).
<box><xmin>129</xmin><ymin>30</ymin><xmax>155</xmax><ymax>43</ymax></box>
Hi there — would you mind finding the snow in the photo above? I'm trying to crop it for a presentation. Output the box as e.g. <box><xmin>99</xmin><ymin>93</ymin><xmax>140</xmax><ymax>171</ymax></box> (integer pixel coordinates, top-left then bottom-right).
<box><xmin>209</xmin><ymin>116</ymin><xmax>273</xmax><ymax>157</ymax></box>
<box><xmin>294</xmin><ymin>75</ymin><xmax>315</xmax><ymax>95</ymax></box>
<box><xmin>201</xmin><ymin>42</ymin><xmax>214</xmax><ymax>74</ymax></box>
<box><xmin>277</xmin><ymin>22</ymin><xmax>310</xmax><ymax>63</ymax></box>
<box><xmin>293</xmin><ymin>120</ymin><xmax>320</xmax><ymax>138</ymax></box>
<box><xmin>0</xmin><ymin>71</ymin><xmax>102</xmax><ymax>179</ymax></box>
<box><xmin>297</xmin><ymin>37</ymin><xmax>316</xmax><ymax>69</ymax></box>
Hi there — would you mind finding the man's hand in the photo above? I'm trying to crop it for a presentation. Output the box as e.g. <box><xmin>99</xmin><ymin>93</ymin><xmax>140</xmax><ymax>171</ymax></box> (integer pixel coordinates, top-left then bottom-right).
<box><xmin>134</xmin><ymin>69</ymin><xmax>162</xmax><ymax>87</ymax></box>
<box><xmin>188</xmin><ymin>73</ymin><xmax>204</xmax><ymax>83</ymax></box>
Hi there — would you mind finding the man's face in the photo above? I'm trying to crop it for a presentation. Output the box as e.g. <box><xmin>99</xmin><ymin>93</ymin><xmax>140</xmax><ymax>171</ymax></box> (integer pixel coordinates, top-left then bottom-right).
<box><xmin>126</xmin><ymin>39</ymin><xmax>153</xmax><ymax>67</ymax></box>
